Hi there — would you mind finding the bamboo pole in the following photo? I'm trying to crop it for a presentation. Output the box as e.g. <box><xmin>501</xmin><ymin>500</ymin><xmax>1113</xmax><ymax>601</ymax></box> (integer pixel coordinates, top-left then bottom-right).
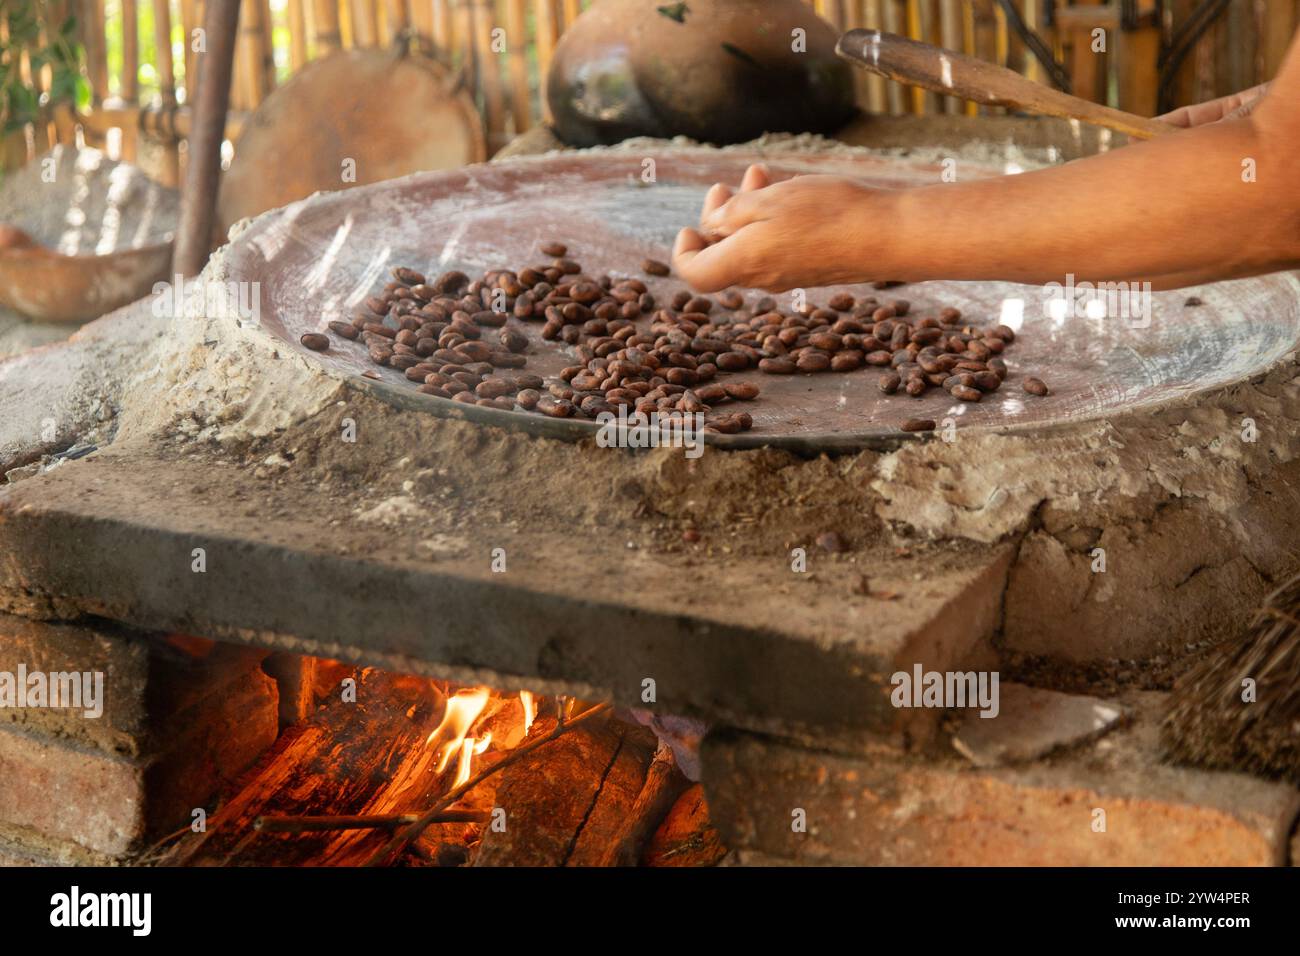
<box><xmin>860</xmin><ymin>0</ymin><xmax>886</xmax><ymax>113</ymax></box>
<box><xmin>119</xmin><ymin>0</ymin><xmax>140</xmax><ymax>160</ymax></box>
<box><xmin>561</xmin><ymin>0</ymin><xmax>580</xmax><ymax>30</ymax></box>
<box><xmin>237</xmin><ymin>0</ymin><xmax>268</xmax><ymax>107</ymax></box>
<box><xmin>259</xmin><ymin>0</ymin><xmax>277</xmax><ymax>85</ymax></box>
<box><xmin>433</xmin><ymin>0</ymin><xmax>452</xmax><ymax>51</ymax></box>
<box><xmin>1116</xmin><ymin>0</ymin><xmax>1160</xmax><ymax>116</ymax></box>
<box><xmin>881</xmin><ymin>0</ymin><xmax>905</xmax><ymax>114</ymax></box>
<box><xmin>1260</xmin><ymin>0</ymin><xmax>1297</xmax><ymax>83</ymax></box>
<box><xmin>534</xmin><ymin>0</ymin><xmax>557</xmax><ymax>114</ymax></box>
<box><xmin>312</xmin><ymin>0</ymin><xmax>343</xmax><ymax>55</ymax></box>
<box><xmin>350</xmin><ymin>0</ymin><xmax>379</xmax><ymax>45</ymax></box>
<box><xmin>506</xmin><ymin>0</ymin><xmax>531</xmax><ymax>132</ymax></box>
<box><xmin>936</xmin><ymin>0</ymin><xmax>961</xmax><ymax>114</ymax></box>
<box><xmin>385</xmin><ymin>0</ymin><xmax>411</xmax><ymax>39</ymax></box>
<box><xmin>122</xmin><ymin>0</ymin><xmax>140</xmax><ymax>102</ymax></box>
<box><xmin>454</xmin><ymin>0</ymin><xmax>475</xmax><ymax>79</ymax></box>
<box><xmin>80</xmin><ymin>102</ymin><xmax>247</xmax><ymax>141</ymax></box>
<box><xmin>287</xmin><ymin>0</ymin><xmax>309</xmax><ymax>69</ymax></box>
<box><xmin>85</xmin><ymin>0</ymin><xmax>110</xmax><ymax>109</ymax></box>
<box><xmin>178</xmin><ymin>0</ymin><xmax>199</xmax><ymax>93</ymax></box>
<box><xmin>33</xmin><ymin>18</ymin><xmax>57</xmax><ymax>151</ymax></box>
<box><xmin>473</xmin><ymin>0</ymin><xmax>506</xmax><ymax>151</ymax></box>
<box><xmin>153</xmin><ymin>0</ymin><xmax>181</xmax><ymax>184</ymax></box>
<box><xmin>410</xmin><ymin>0</ymin><xmax>434</xmax><ymax>45</ymax></box>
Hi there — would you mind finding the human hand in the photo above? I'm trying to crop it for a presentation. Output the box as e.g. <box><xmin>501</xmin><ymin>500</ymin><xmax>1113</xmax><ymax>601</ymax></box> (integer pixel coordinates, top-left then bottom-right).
<box><xmin>671</xmin><ymin>163</ymin><xmax>886</xmax><ymax>293</ymax></box>
<box><xmin>1159</xmin><ymin>83</ymin><xmax>1269</xmax><ymax>128</ymax></box>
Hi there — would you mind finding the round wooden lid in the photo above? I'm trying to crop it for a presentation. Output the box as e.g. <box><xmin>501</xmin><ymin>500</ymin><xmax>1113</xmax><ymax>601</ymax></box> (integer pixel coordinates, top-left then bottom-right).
<box><xmin>217</xmin><ymin>47</ymin><xmax>486</xmax><ymax>235</ymax></box>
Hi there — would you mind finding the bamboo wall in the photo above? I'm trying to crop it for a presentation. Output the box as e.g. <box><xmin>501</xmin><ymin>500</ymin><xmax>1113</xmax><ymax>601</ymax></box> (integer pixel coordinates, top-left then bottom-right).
<box><xmin>8</xmin><ymin>0</ymin><xmax>1299</xmax><ymax>183</ymax></box>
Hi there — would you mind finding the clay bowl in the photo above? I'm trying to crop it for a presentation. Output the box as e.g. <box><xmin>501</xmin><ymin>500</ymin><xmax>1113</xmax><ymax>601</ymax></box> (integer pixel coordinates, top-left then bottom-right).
<box><xmin>0</xmin><ymin>240</ymin><xmax>173</xmax><ymax>323</ymax></box>
<box><xmin>222</xmin><ymin>149</ymin><xmax>1300</xmax><ymax>453</ymax></box>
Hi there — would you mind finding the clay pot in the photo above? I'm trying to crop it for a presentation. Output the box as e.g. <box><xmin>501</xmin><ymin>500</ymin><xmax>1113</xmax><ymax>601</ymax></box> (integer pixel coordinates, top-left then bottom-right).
<box><xmin>547</xmin><ymin>0</ymin><xmax>857</xmax><ymax>146</ymax></box>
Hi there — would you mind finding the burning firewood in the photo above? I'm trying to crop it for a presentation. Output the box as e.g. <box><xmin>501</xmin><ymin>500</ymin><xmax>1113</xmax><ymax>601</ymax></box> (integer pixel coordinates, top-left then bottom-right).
<box><xmin>472</xmin><ymin>717</ymin><xmax>682</xmax><ymax>866</ymax></box>
<box><xmin>157</xmin><ymin>668</ymin><xmax>474</xmax><ymax>866</ymax></box>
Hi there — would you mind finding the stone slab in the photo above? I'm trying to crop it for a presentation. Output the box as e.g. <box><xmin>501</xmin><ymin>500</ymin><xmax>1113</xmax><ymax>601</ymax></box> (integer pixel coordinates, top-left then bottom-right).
<box><xmin>0</xmin><ymin>450</ymin><xmax>1014</xmax><ymax>745</ymax></box>
<box><xmin>952</xmin><ymin>682</ymin><xmax>1126</xmax><ymax>767</ymax></box>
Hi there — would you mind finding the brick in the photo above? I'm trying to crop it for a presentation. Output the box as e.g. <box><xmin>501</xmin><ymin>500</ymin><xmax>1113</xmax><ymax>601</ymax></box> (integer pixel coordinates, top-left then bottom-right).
<box><xmin>0</xmin><ymin>611</ymin><xmax>266</xmax><ymax>756</ymax></box>
<box><xmin>0</xmin><ymin>666</ymin><xmax>277</xmax><ymax>857</ymax></box>
<box><xmin>702</xmin><ymin>692</ymin><xmax>1300</xmax><ymax>866</ymax></box>
<box><xmin>0</xmin><ymin>727</ymin><xmax>145</xmax><ymax>856</ymax></box>
<box><xmin>0</xmin><ymin>822</ymin><xmax>115</xmax><ymax>867</ymax></box>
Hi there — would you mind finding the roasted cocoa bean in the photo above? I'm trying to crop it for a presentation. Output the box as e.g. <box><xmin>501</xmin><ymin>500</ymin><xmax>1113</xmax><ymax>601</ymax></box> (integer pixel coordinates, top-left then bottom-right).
<box><xmin>433</xmin><ymin>270</ymin><xmax>469</xmax><ymax>294</ymax></box>
<box><xmin>500</xmin><ymin>328</ymin><xmax>529</xmax><ymax>353</ymax></box>
<box><xmin>536</xmin><ymin>395</ymin><xmax>575</xmax><ymax>417</ymax></box>
<box><xmin>759</xmin><ymin>357</ymin><xmax>797</xmax><ymax>374</ymax></box>
<box><xmin>723</xmin><ymin>381</ymin><xmax>759</xmax><ymax>400</ymax></box>
<box><xmin>796</xmin><ymin>352</ymin><xmax>831</xmax><ymax>373</ymax></box>
<box><xmin>716</xmin><ymin>351</ymin><xmax>751</xmax><ymax>372</ymax></box>
<box><xmin>1023</xmin><ymin>377</ymin><xmax>1049</xmax><ymax>396</ymax></box>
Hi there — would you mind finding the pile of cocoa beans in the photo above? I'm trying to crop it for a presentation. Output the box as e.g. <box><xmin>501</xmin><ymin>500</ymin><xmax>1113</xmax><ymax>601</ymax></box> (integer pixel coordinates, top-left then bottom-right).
<box><xmin>304</xmin><ymin>243</ymin><xmax>1048</xmax><ymax>436</ymax></box>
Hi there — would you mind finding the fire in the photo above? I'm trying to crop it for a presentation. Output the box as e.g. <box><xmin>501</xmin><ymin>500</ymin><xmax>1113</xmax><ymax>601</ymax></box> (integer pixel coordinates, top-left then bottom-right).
<box><xmin>426</xmin><ymin>687</ymin><xmax>490</xmax><ymax>785</ymax></box>
<box><xmin>425</xmin><ymin>687</ymin><xmax>541</xmax><ymax>788</ymax></box>
<box><xmin>519</xmin><ymin>691</ymin><xmax>536</xmax><ymax>734</ymax></box>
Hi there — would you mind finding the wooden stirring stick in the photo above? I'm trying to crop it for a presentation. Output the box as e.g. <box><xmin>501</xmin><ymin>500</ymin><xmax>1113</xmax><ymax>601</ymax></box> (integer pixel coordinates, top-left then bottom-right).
<box><xmin>836</xmin><ymin>29</ymin><xmax>1178</xmax><ymax>141</ymax></box>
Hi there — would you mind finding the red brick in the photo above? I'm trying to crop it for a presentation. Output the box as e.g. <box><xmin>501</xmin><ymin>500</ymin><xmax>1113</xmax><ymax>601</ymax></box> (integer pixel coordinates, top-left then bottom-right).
<box><xmin>0</xmin><ymin>611</ymin><xmax>266</xmax><ymax>756</ymax></box>
<box><xmin>0</xmin><ymin>666</ymin><xmax>277</xmax><ymax>857</ymax></box>
<box><xmin>703</xmin><ymin>693</ymin><xmax>1300</xmax><ymax>866</ymax></box>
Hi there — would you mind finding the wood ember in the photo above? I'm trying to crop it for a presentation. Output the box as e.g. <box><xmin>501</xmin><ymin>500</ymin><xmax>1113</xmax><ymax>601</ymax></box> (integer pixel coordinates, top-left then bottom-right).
<box><xmin>471</xmin><ymin>714</ymin><xmax>666</xmax><ymax>867</ymax></box>
<box><xmin>325</xmin><ymin>246</ymin><xmax>1050</xmax><ymax>438</ymax></box>
<box><xmin>640</xmin><ymin>784</ymin><xmax>729</xmax><ymax>867</ymax></box>
<box><xmin>593</xmin><ymin>743</ymin><xmax>690</xmax><ymax>867</ymax></box>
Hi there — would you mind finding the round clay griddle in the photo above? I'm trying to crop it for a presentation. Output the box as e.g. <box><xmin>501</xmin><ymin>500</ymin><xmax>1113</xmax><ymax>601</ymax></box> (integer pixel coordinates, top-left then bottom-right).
<box><xmin>223</xmin><ymin>150</ymin><xmax>1300</xmax><ymax>452</ymax></box>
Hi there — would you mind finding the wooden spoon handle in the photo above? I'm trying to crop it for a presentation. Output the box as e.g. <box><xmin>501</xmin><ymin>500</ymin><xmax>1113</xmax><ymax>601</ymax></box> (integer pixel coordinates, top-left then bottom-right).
<box><xmin>836</xmin><ymin>29</ymin><xmax>1178</xmax><ymax>141</ymax></box>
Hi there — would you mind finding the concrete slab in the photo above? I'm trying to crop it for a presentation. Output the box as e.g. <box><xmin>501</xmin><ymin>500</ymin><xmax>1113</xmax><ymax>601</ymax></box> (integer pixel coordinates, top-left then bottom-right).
<box><xmin>0</xmin><ymin>448</ymin><xmax>1013</xmax><ymax>745</ymax></box>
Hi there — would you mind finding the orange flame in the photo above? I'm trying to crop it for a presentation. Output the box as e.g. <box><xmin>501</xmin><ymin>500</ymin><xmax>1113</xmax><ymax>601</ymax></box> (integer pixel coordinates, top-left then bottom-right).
<box><xmin>426</xmin><ymin>687</ymin><xmax>490</xmax><ymax>778</ymax></box>
<box><xmin>519</xmin><ymin>691</ymin><xmax>536</xmax><ymax>734</ymax></box>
